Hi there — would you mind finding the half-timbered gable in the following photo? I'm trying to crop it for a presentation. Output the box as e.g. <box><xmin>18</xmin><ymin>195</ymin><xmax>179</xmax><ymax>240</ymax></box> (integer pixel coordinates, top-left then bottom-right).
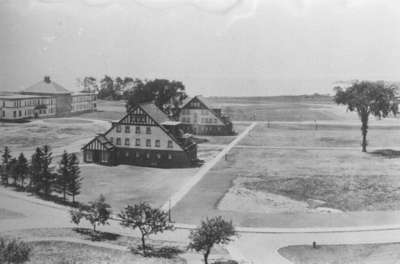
<box><xmin>82</xmin><ymin>135</ymin><xmax>116</xmax><ymax>165</ymax></box>
<box><xmin>82</xmin><ymin>102</ymin><xmax>198</xmax><ymax>168</ymax></box>
<box><xmin>177</xmin><ymin>96</ymin><xmax>235</xmax><ymax>136</ymax></box>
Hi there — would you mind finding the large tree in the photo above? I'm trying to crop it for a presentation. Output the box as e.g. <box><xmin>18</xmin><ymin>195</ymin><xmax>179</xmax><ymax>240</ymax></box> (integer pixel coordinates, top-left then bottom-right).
<box><xmin>29</xmin><ymin>147</ymin><xmax>43</xmax><ymax>192</ymax></box>
<box><xmin>66</xmin><ymin>153</ymin><xmax>82</xmax><ymax>204</ymax></box>
<box><xmin>15</xmin><ymin>153</ymin><xmax>29</xmax><ymax>188</ymax></box>
<box><xmin>118</xmin><ymin>202</ymin><xmax>174</xmax><ymax>256</ymax></box>
<box><xmin>188</xmin><ymin>216</ymin><xmax>236</xmax><ymax>264</ymax></box>
<box><xmin>334</xmin><ymin>81</ymin><xmax>398</xmax><ymax>152</ymax></box>
<box><xmin>126</xmin><ymin>79</ymin><xmax>187</xmax><ymax>111</ymax></box>
<box><xmin>40</xmin><ymin>145</ymin><xmax>56</xmax><ymax>196</ymax></box>
<box><xmin>1</xmin><ymin>146</ymin><xmax>12</xmax><ymax>185</ymax></box>
<box><xmin>56</xmin><ymin>151</ymin><xmax>70</xmax><ymax>201</ymax></box>
<box><xmin>70</xmin><ymin>194</ymin><xmax>111</xmax><ymax>232</ymax></box>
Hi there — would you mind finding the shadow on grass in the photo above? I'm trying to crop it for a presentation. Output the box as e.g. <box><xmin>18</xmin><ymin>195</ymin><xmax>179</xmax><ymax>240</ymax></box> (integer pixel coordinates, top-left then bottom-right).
<box><xmin>370</xmin><ymin>149</ymin><xmax>400</xmax><ymax>159</ymax></box>
<box><xmin>73</xmin><ymin>228</ymin><xmax>121</xmax><ymax>242</ymax></box>
<box><xmin>130</xmin><ymin>244</ymin><xmax>184</xmax><ymax>259</ymax></box>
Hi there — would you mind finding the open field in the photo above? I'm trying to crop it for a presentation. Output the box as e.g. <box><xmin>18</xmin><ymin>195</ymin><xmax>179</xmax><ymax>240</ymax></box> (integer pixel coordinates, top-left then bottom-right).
<box><xmin>79</xmin><ymin>99</ymin><xmax>126</xmax><ymax>121</ymax></box>
<box><xmin>172</xmin><ymin>122</ymin><xmax>400</xmax><ymax>227</ymax></box>
<box><xmin>26</xmin><ymin>241</ymin><xmax>185</xmax><ymax>264</ymax></box>
<box><xmin>0</xmin><ymin>208</ymin><xmax>24</xmax><ymax>220</ymax></box>
<box><xmin>239</xmin><ymin>122</ymin><xmax>400</xmax><ymax>148</ymax></box>
<box><xmin>279</xmin><ymin>243</ymin><xmax>400</xmax><ymax>264</ymax></box>
<box><xmin>0</xmin><ymin>118</ymin><xmax>109</xmax><ymax>159</ymax></box>
<box><xmin>79</xmin><ymin>164</ymin><xmax>198</xmax><ymax>210</ymax></box>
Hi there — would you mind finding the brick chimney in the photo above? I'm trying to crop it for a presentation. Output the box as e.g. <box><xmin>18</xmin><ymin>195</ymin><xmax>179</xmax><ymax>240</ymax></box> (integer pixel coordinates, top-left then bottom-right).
<box><xmin>44</xmin><ymin>76</ymin><xmax>51</xmax><ymax>83</ymax></box>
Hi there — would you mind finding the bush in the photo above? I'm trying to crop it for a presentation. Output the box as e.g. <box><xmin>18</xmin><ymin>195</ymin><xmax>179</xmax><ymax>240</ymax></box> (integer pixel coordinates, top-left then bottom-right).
<box><xmin>0</xmin><ymin>237</ymin><xmax>31</xmax><ymax>264</ymax></box>
<box><xmin>213</xmin><ymin>260</ymin><xmax>238</xmax><ymax>264</ymax></box>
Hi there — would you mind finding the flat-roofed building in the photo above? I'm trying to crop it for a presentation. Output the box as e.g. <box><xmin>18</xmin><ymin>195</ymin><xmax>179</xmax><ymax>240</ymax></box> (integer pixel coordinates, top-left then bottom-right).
<box><xmin>0</xmin><ymin>94</ymin><xmax>56</xmax><ymax>121</ymax></box>
<box><xmin>71</xmin><ymin>93</ymin><xmax>97</xmax><ymax>113</ymax></box>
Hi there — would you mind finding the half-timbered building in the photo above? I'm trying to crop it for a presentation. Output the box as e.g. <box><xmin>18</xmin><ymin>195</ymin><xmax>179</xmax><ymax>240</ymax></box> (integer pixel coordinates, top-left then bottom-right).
<box><xmin>82</xmin><ymin>102</ymin><xmax>198</xmax><ymax>168</ymax></box>
<box><xmin>175</xmin><ymin>96</ymin><xmax>235</xmax><ymax>136</ymax></box>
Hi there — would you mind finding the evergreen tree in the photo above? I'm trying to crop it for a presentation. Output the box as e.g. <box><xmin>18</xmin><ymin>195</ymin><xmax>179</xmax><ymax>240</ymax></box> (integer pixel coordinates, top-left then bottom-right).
<box><xmin>29</xmin><ymin>147</ymin><xmax>43</xmax><ymax>193</ymax></box>
<box><xmin>67</xmin><ymin>153</ymin><xmax>82</xmax><ymax>204</ymax></box>
<box><xmin>40</xmin><ymin>145</ymin><xmax>55</xmax><ymax>197</ymax></box>
<box><xmin>56</xmin><ymin>151</ymin><xmax>70</xmax><ymax>201</ymax></box>
<box><xmin>15</xmin><ymin>153</ymin><xmax>29</xmax><ymax>188</ymax></box>
<box><xmin>8</xmin><ymin>158</ymin><xmax>18</xmax><ymax>186</ymax></box>
<box><xmin>1</xmin><ymin>146</ymin><xmax>11</xmax><ymax>185</ymax></box>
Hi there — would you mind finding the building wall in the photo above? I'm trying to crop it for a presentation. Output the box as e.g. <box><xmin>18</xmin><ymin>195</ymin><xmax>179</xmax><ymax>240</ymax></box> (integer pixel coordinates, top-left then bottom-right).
<box><xmin>71</xmin><ymin>93</ymin><xmax>97</xmax><ymax>113</ymax></box>
<box><xmin>105</xmin><ymin>124</ymin><xmax>183</xmax><ymax>151</ymax></box>
<box><xmin>0</xmin><ymin>97</ymin><xmax>56</xmax><ymax>120</ymax></box>
<box><xmin>179</xmin><ymin>108</ymin><xmax>224</xmax><ymax>126</ymax></box>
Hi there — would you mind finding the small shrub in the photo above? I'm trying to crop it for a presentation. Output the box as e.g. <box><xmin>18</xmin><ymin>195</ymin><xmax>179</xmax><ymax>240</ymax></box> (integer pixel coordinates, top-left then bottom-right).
<box><xmin>0</xmin><ymin>237</ymin><xmax>31</xmax><ymax>264</ymax></box>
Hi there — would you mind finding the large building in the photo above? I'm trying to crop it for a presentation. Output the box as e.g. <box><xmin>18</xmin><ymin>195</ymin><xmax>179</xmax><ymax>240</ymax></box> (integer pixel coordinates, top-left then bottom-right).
<box><xmin>82</xmin><ymin>102</ymin><xmax>198</xmax><ymax>168</ymax></box>
<box><xmin>0</xmin><ymin>76</ymin><xmax>96</xmax><ymax>121</ymax></box>
<box><xmin>0</xmin><ymin>94</ymin><xmax>56</xmax><ymax>121</ymax></box>
<box><xmin>174</xmin><ymin>96</ymin><xmax>235</xmax><ymax>136</ymax></box>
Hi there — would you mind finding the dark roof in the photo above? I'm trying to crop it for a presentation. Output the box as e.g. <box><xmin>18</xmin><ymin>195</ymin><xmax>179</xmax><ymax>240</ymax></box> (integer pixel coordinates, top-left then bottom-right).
<box><xmin>22</xmin><ymin>77</ymin><xmax>71</xmax><ymax>95</ymax></box>
<box><xmin>82</xmin><ymin>134</ymin><xmax>115</xmax><ymax>151</ymax></box>
<box><xmin>139</xmin><ymin>102</ymin><xmax>171</xmax><ymax>124</ymax></box>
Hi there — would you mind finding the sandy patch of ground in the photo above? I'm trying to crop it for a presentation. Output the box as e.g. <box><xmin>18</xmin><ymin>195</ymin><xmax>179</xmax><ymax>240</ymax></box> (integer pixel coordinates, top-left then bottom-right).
<box><xmin>279</xmin><ymin>243</ymin><xmax>400</xmax><ymax>264</ymax></box>
<box><xmin>218</xmin><ymin>178</ymin><xmax>342</xmax><ymax>214</ymax></box>
<box><xmin>0</xmin><ymin>208</ymin><xmax>25</xmax><ymax>220</ymax></box>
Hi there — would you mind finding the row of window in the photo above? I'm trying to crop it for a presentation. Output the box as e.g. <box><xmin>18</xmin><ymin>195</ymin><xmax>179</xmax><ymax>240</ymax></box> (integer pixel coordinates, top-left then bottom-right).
<box><xmin>116</xmin><ymin>125</ymin><xmax>152</xmax><ymax>135</ymax></box>
<box><xmin>109</xmin><ymin>137</ymin><xmax>173</xmax><ymax>148</ymax></box>
<box><xmin>85</xmin><ymin>151</ymin><xmax>173</xmax><ymax>162</ymax></box>
<box><xmin>10</xmin><ymin>108</ymin><xmax>54</xmax><ymax>118</ymax></box>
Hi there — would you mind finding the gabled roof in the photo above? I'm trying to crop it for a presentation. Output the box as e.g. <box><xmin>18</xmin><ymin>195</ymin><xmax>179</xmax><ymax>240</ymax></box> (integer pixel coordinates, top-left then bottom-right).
<box><xmin>140</xmin><ymin>102</ymin><xmax>170</xmax><ymax>124</ymax></box>
<box><xmin>22</xmin><ymin>77</ymin><xmax>71</xmax><ymax>95</ymax></box>
<box><xmin>82</xmin><ymin>134</ymin><xmax>115</xmax><ymax>151</ymax></box>
<box><xmin>180</xmin><ymin>95</ymin><xmax>215</xmax><ymax>109</ymax></box>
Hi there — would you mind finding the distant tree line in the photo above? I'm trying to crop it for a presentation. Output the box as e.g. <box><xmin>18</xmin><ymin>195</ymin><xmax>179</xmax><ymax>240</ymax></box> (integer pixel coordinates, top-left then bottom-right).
<box><xmin>78</xmin><ymin>76</ymin><xmax>187</xmax><ymax>112</ymax></box>
<box><xmin>0</xmin><ymin>146</ymin><xmax>82</xmax><ymax>204</ymax></box>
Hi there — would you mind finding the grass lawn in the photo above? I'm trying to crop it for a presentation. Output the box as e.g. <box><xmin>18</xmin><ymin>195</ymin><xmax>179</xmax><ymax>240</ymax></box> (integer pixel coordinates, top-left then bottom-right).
<box><xmin>0</xmin><ymin>208</ymin><xmax>24</xmax><ymax>220</ymax></box>
<box><xmin>26</xmin><ymin>241</ymin><xmax>185</xmax><ymax>264</ymax></box>
<box><xmin>79</xmin><ymin>164</ymin><xmax>198</xmax><ymax>211</ymax></box>
<box><xmin>0</xmin><ymin>118</ymin><xmax>108</xmax><ymax>157</ymax></box>
<box><xmin>172</xmin><ymin>145</ymin><xmax>400</xmax><ymax>227</ymax></box>
<box><xmin>239</xmin><ymin>123</ymin><xmax>400</xmax><ymax>148</ymax></box>
<box><xmin>279</xmin><ymin>243</ymin><xmax>400</xmax><ymax>264</ymax></box>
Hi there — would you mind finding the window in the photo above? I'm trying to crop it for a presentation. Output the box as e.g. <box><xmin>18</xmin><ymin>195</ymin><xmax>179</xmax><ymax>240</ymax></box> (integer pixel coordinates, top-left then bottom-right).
<box><xmin>125</xmin><ymin>125</ymin><xmax>130</xmax><ymax>133</ymax></box>
<box><xmin>156</xmin><ymin>153</ymin><xmax>161</xmax><ymax>159</ymax></box>
<box><xmin>101</xmin><ymin>151</ymin><xmax>109</xmax><ymax>162</ymax></box>
<box><xmin>136</xmin><ymin>152</ymin><xmax>140</xmax><ymax>158</ymax></box>
<box><xmin>125</xmin><ymin>151</ymin><xmax>129</xmax><ymax>157</ymax></box>
<box><xmin>86</xmin><ymin>151</ymin><xmax>93</xmax><ymax>162</ymax></box>
<box><xmin>116</xmin><ymin>138</ymin><xmax>121</xmax><ymax>145</ymax></box>
<box><xmin>109</xmin><ymin>137</ymin><xmax>114</xmax><ymax>143</ymax></box>
<box><xmin>146</xmin><ymin>139</ymin><xmax>151</xmax><ymax>147</ymax></box>
<box><xmin>146</xmin><ymin>153</ymin><xmax>150</xmax><ymax>159</ymax></box>
<box><xmin>167</xmin><ymin>140</ymin><xmax>173</xmax><ymax>148</ymax></box>
<box><xmin>125</xmin><ymin>138</ymin><xmax>130</xmax><ymax>146</ymax></box>
<box><xmin>168</xmin><ymin>154</ymin><xmax>172</xmax><ymax>160</ymax></box>
<box><xmin>135</xmin><ymin>126</ymin><xmax>140</xmax><ymax>134</ymax></box>
<box><xmin>13</xmin><ymin>111</ymin><xmax>16</xmax><ymax>118</ymax></box>
<box><xmin>116</xmin><ymin>125</ymin><xmax>121</xmax><ymax>133</ymax></box>
<box><xmin>155</xmin><ymin>140</ymin><xmax>160</xmax><ymax>147</ymax></box>
<box><xmin>135</xmin><ymin>139</ymin><xmax>140</xmax><ymax>146</ymax></box>
<box><xmin>146</xmin><ymin>126</ymin><xmax>151</xmax><ymax>134</ymax></box>
<box><xmin>19</xmin><ymin>110</ymin><xmax>22</xmax><ymax>117</ymax></box>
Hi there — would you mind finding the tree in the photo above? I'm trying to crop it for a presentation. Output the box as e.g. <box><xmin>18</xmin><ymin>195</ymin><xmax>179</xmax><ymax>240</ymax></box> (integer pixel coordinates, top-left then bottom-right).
<box><xmin>15</xmin><ymin>153</ymin><xmax>29</xmax><ymax>188</ymax></box>
<box><xmin>188</xmin><ymin>216</ymin><xmax>236</xmax><ymax>264</ymax></box>
<box><xmin>40</xmin><ymin>145</ymin><xmax>56</xmax><ymax>196</ymax></box>
<box><xmin>0</xmin><ymin>237</ymin><xmax>31</xmax><ymax>264</ymax></box>
<box><xmin>1</xmin><ymin>146</ymin><xmax>12</xmax><ymax>185</ymax></box>
<box><xmin>118</xmin><ymin>202</ymin><xmax>174</xmax><ymax>256</ymax></box>
<box><xmin>98</xmin><ymin>75</ymin><xmax>115</xmax><ymax>100</ymax></box>
<box><xmin>29</xmin><ymin>147</ymin><xmax>43</xmax><ymax>193</ymax></box>
<box><xmin>66</xmin><ymin>153</ymin><xmax>82</xmax><ymax>204</ymax></box>
<box><xmin>70</xmin><ymin>195</ymin><xmax>111</xmax><ymax>232</ymax></box>
<box><xmin>126</xmin><ymin>79</ymin><xmax>187</xmax><ymax>111</ymax></box>
<box><xmin>56</xmin><ymin>151</ymin><xmax>70</xmax><ymax>201</ymax></box>
<box><xmin>8</xmin><ymin>158</ymin><xmax>18</xmax><ymax>186</ymax></box>
<box><xmin>334</xmin><ymin>81</ymin><xmax>398</xmax><ymax>152</ymax></box>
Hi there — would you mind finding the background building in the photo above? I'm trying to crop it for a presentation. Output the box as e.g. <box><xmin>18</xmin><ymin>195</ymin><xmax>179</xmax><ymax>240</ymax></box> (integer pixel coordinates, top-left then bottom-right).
<box><xmin>0</xmin><ymin>76</ymin><xmax>96</xmax><ymax>121</ymax></box>
<box><xmin>0</xmin><ymin>94</ymin><xmax>56</xmax><ymax>121</ymax></box>
<box><xmin>175</xmin><ymin>95</ymin><xmax>235</xmax><ymax>136</ymax></box>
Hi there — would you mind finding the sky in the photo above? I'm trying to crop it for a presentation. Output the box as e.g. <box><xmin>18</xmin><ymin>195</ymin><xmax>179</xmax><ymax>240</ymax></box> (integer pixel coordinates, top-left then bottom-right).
<box><xmin>0</xmin><ymin>0</ymin><xmax>400</xmax><ymax>96</ymax></box>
